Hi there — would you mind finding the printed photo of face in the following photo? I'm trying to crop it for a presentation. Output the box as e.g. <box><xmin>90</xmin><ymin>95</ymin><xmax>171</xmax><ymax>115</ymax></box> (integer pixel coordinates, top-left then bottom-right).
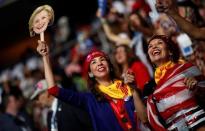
<box><xmin>29</xmin><ymin>5</ymin><xmax>54</xmax><ymax>37</ymax></box>
<box><xmin>32</xmin><ymin>10</ymin><xmax>50</xmax><ymax>34</ymax></box>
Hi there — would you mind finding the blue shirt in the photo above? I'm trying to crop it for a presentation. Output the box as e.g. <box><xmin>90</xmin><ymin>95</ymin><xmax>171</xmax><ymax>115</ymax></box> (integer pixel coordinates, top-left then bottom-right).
<box><xmin>51</xmin><ymin>87</ymin><xmax>137</xmax><ymax>131</ymax></box>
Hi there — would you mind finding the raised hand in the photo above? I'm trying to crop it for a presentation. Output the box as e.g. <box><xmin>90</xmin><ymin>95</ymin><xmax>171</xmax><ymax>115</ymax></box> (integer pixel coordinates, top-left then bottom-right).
<box><xmin>36</xmin><ymin>40</ymin><xmax>49</xmax><ymax>57</ymax></box>
<box><xmin>155</xmin><ymin>0</ymin><xmax>177</xmax><ymax>14</ymax></box>
<box><xmin>96</xmin><ymin>9</ymin><xmax>103</xmax><ymax>18</ymax></box>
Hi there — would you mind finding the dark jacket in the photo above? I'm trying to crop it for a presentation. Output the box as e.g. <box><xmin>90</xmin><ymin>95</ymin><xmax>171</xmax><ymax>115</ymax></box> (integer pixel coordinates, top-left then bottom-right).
<box><xmin>0</xmin><ymin>113</ymin><xmax>31</xmax><ymax>131</ymax></box>
<box><xmin>47</xmin><ymin>100</ymin><xmax>92</xmax><ymax>131</ymax></box>
<box><xmin>48</xmin><ymin>86</ymin><xmax>137</xmax><ymax>131</ymax></box>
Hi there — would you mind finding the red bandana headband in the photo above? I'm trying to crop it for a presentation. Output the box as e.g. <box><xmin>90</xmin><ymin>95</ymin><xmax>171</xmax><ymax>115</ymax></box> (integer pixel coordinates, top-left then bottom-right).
<box><xmin>84</xmin><ymin>50</ymin><xmax>108</xmax><ymax>77</ymax></box>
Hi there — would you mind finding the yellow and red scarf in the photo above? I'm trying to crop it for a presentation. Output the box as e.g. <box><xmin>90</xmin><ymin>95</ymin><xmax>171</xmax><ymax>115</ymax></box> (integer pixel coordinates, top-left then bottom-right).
<box><xmin>98</xmin><ymin>80</ymin><xmax>132</xmax><ymax>99</ymax></box>
<box><xmin>98</xmin><ymin>80</ymin><xmax>134</xmax><ymax>130</ymax></box>
<box><xmin>155</xmin><ymin>60</ymin><xmax>185</xmax><ymax>84</ymax></box>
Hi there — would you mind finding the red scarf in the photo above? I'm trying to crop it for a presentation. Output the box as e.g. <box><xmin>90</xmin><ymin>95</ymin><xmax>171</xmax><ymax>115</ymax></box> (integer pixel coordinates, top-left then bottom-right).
<box><xmin>108</xmin><ymin>98</ymin><xmax>133</xmax><ymax>131</ymax></box>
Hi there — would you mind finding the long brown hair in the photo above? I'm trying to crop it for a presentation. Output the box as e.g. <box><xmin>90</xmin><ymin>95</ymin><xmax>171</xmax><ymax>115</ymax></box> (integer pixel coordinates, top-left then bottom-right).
<box><xmin>114</xmin><ymin>45</ymin><xmax>140</xmax><ymax>75</ymax></box>
<box><xmin>87</xmin><ymin>55</ymin><xmax>118</xmax><ymax>101</ymax></box>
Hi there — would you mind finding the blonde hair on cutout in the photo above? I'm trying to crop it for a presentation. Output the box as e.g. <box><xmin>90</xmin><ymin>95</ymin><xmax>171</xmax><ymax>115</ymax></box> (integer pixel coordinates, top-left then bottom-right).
<box><xmin>28</xmin><ymin>5</ymin><xmax>54</xmax><ymax>37</ymax></box>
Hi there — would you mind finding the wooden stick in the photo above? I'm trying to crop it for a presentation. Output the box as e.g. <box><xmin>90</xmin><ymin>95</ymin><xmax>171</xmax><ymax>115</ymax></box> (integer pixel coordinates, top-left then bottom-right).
<box><xmin>40</xmin><ymin>32</ymin><xmax>45</xmax><ymax>41</ymax></box>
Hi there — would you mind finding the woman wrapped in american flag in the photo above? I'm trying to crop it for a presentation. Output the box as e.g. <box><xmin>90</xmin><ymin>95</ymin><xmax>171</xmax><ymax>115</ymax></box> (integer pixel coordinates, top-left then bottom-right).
<box><xmin>146</xmin><ymin>35</ymin><xmax>205</xmax><ymax>131</ymax></box>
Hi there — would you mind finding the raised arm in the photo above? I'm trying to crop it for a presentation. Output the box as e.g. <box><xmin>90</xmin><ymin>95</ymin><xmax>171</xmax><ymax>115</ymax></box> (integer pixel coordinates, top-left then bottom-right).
<box><xmin>97</xmin><ymin>9</ymin><xmax>131</xmax><ymax>45</ymax></box>
<box><xmin>156</xmin><ymin>0</ymin><xmax>205</xmax><ymax>40</ymax></box>
<box><xmin>167</xmin><ymin>10</ymin><xmax>205</xmax><ymax>40</ymax></box>
<box><xmin>36</xmin><ymin>41</ymin><xmax>88</xmax><ymax>107</ymax></box>
<box><xmin>36</xmin><ymin>40</ymin><xmax>55</xmax><ymax>88</ymax></box>
<box><xmin>129</xmin><ymin>14</ymin><xmax>153</xmax><ymax>37</ymax></box>
<box><xmin>100</xmin><ymin>18</ymin><xmax>131</xmax><ymax>45</ymax></box>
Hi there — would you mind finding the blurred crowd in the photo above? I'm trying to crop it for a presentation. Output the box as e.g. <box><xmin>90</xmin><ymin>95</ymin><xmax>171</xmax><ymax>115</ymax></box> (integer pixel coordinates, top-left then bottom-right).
<box><xmin>0</xmin><ymin>0</ymin><xmax>205</xmax><ymax>131</ymax></box>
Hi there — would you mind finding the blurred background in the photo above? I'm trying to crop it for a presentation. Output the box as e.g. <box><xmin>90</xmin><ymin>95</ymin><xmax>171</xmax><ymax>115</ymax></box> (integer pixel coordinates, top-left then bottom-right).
<box><xmin>0</xmin><ymin>0</ymin><xmax>205</xmax><ymax>130</ymax></box>
<box><xmin>0</xmin><ymin>0</ymin><xmax>97</xmax><ymax>69</ymax></box>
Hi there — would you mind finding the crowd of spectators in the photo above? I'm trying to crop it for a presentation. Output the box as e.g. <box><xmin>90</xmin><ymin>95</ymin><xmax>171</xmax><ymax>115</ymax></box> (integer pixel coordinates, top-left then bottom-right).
<box><xmin>0</xmin><ymin>0</ymin><xmax>205</xmax><ymax>130</ymax></box>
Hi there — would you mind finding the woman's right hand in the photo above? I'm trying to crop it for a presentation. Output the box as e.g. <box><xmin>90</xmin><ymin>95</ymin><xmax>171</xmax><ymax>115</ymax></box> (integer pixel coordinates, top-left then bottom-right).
<box><xmin>37</xmin><ymin>40</ymin><xmax>49</xmax><ymax>57</ymax></box>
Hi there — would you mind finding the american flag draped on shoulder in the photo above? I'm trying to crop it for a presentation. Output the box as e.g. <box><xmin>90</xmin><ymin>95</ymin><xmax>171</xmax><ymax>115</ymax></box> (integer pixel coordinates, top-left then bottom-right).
<box><xmin>147</xmin><ymin>62</ymin><xmax>205</xmax><ymax>131</ymax></box>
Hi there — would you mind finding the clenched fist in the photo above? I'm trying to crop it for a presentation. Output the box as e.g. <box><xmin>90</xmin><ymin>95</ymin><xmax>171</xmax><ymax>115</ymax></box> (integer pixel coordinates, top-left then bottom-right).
<box><xmin>36</xmin><ymin>40</ymin><xmax>49</xmax><ymax>56</ymax></box>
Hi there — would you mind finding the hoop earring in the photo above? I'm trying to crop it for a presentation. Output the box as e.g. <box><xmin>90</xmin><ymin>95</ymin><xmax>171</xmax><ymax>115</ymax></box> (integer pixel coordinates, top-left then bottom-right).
<box><xmin>88</xmin><ymin>72</ymin><xmax>94</xmax><ymax>78</ymax></box>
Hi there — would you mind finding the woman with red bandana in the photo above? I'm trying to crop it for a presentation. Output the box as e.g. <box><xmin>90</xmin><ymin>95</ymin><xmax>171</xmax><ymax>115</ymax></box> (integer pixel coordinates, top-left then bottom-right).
<box><xmin>36</xmin><ymin>40</ymin><xmax>148</xmax><ymax>131</ymax></box>
<box><xmin>146</xmin><ymin>35</ymin><xmax>205</xmax><ymax>131</ymax></box>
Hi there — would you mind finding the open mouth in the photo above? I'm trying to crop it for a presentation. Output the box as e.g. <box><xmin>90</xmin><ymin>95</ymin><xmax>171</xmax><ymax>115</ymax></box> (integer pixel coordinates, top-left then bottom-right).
<box><xmin>37</xmin><ymin>23</ymin><xmax>45</xmax><ymax>30</ymax></box>
<box><xmin>152</xmin><ymin>49</ymin><xmax>161</xmax><ymax>56</ymax></box>
<box><xmin>97</xmin><ymin>66</ymin><xmax>106</xmax><ymax>72</ymax></box>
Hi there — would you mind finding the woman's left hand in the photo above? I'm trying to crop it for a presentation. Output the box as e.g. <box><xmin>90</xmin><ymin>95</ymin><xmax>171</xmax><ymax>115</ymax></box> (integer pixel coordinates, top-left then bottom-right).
<box><xmin>184</xmin><ymin>77</ymin><xmax>198</xmax><ymax>90</ymax></box>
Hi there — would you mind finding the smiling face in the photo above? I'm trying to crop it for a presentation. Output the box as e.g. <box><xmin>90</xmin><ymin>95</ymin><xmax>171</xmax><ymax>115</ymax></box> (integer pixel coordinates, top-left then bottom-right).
<box><xmin>115</xmin><ymin>46</ymin><xmax>127</xmax><ymax>65</ymax></box>
<box><xmin>32</xmin><ymin>10</ymin><xmax>50</xmax><ymax>34</ymax></box>
<box><xmin>89</xmin><ymin>56</ymin><xmax>110</xmax><ymax>80</ymax></box>
<box><xmin>148</xmin><ymin>38</ymin><xmax>170</xmax><ymax>66</ymax></box>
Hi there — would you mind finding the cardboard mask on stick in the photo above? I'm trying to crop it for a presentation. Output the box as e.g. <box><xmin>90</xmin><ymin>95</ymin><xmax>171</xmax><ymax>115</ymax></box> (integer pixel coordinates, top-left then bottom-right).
<box><xmin>29</xmin><ymin>5</ymin><xmax>54</xmax><ymax>41</ymax></box>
